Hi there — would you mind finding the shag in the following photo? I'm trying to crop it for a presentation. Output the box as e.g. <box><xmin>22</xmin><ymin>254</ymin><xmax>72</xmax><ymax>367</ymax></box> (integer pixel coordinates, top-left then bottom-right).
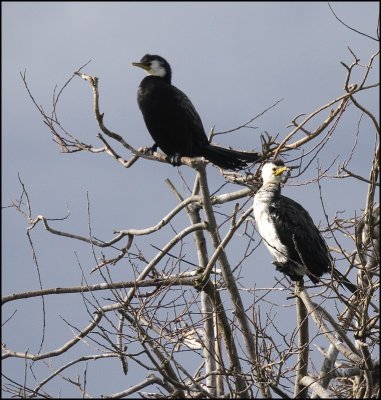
<box><xmin>253</xmin><ymin>160</ymin><xmax>356</xmax><ymax>291</ymax></box>
<box><xmin>132</xmin><ymin>54</ymin><xmax>259</xmax><ymax>170</ymax></box>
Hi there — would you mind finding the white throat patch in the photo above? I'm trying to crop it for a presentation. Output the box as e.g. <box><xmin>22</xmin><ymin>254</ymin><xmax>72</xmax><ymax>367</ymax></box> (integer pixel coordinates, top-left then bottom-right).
<box><xmin>148</xmin><ymin>60</ymin><xmax>166</xmax><ymax>77</ymax></box>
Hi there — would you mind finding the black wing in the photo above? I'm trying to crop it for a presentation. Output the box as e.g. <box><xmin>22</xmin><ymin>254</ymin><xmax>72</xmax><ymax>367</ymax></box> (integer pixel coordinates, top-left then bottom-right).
<box><xmin>137</xmin><ymin>76</ymin><xmax>208</xmax><ymax>157</ymax></box>
<box><xmin>269</xmin><ymin>194</ymin><xmax>331</xmax><ymax>281</ymax></box>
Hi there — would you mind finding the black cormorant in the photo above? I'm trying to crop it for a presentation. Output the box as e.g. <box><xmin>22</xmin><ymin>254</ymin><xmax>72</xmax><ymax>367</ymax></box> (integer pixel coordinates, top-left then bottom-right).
<box><xmin>132</xmin><ymin>54</ymin><xmax>259</xmax><ymax>170</ymax></box>
<box><xmin>253</xmin><ymin>160</ymin><xmax>357</xmax><ymax>290</ymax></box>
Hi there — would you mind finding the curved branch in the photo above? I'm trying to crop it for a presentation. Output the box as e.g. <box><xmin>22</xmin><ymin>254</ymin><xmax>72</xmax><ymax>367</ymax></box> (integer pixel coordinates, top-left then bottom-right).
<box><xmin>297</xmin><ymin>288</ymin><xmax>363</xmax><ymax>366</ymax></box>
<box><xmin>328</xmin><ymin>3</ymin><xmax>379</xmax><ymax>42</ymax></box>
<box><xmin>103</xmin><ymin>374</ymin><xmax>168</xmax><ymax>399</ymax></box>
<box><xmin>274</xmin><ymin>90</ymin><xmax>353</xmax><ymax>158</ymax></box>
<box><xmin>111</xmin><ymin>222</ymin><xmax>208</xmax><ymax>310</ymax></box>
<box><xmin>299</xmin><ymin>375</ymin><xmax>333</xmax><ymax>398</ymax></box>
<box><xmin>26</xmin><ymin>195</ymin><xmax>202</xmax><ymax>251</ymax></box>
<box><xmin>2</xmin><ymin>311</ymin><xmax>104</xmax><ymax>361</ymax></box>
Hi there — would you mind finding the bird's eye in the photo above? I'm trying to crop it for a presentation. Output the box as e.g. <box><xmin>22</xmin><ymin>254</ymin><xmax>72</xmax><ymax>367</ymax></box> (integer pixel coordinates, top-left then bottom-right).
<box><xmin>272</xmin><ymin>167</ymin><xmax>276</xmax><ymax>171</ymax></box>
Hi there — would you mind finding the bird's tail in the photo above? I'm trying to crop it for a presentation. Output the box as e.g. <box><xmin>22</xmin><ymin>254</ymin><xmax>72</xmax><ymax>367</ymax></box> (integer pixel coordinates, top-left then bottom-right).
<box><xmin>202</xmin><ymin>144</ymin><xmax>260</xmax><ymax>170</ymax></box>
<box><xmin>332</xmin><ymin>268</ymin><xmax>358</xmax><ymax>293</ymax></box>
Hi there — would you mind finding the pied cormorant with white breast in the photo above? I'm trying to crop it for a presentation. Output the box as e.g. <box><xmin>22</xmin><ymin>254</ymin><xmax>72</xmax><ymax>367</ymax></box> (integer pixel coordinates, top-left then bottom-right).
<box><xmin>253</xmin><ymin>160</ymin><xmax>357</xmax><ymax>291</ymax></box>
<box><xmin>132</xmin><ymin>54</ymin><xmax>260</xmax><ymax>170</ymax></box>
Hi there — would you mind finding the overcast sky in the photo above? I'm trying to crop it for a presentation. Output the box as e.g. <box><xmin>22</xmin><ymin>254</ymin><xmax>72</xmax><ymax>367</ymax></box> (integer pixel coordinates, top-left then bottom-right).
<box><xmin>2</xmin><ymin>2</ymin><xmax>379</xmax><ymax>398</ymax></box>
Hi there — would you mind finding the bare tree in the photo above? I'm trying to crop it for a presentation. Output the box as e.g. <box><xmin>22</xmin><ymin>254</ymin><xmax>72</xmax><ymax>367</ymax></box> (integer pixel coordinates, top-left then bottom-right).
<box><xmin>2</xmin><ymin>16</ymin><xmax>379</xmax><ymax>399</ymax></box>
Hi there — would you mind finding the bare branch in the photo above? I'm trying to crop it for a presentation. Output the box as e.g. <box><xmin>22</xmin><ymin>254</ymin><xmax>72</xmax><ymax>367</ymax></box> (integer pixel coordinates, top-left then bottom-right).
<box><xmin>294</xmin><ymin>281</ymin><xmax>309</xmax><ymax>398</ymax></box>
<box><xmin>328</xmin><ymin>3</ymin><xmax>379</xmax><ymax>41</ymax></box>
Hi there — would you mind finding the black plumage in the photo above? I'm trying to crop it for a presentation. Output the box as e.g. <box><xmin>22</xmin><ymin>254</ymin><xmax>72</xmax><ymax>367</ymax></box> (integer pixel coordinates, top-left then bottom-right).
<box><xmin>253</xmin><ymin>160</ymin><xmax>357</xmax><ymax>291</ymax></box>
<box><xmin>132</xmin><ymin>54</ymin><xmax>259</xmax><ymax>170</ymax></box>
<box><xmin>267</xmin><ymin>187</ymin><xmax>330</xmax><ymax>283</ymax></box>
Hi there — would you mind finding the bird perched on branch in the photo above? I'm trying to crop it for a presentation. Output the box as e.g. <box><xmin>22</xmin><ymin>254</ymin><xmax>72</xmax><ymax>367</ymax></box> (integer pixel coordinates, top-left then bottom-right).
<box><xmin>132</xmin><ymin>54</ymin><xmax>260</xmax><ymax>170</ymax></box>
<box><xmin>253</xmin><ymin>160</ymin><xmax>357</xmax><ymax>291</ymax></box>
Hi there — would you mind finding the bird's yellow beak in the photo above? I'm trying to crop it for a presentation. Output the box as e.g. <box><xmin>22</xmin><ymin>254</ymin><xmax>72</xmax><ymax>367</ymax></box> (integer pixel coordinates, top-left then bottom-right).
<box><xmin>274</xmin><ymin>166</ymin><xmax>289</xmax><ymax>176</ymax></box>
<box><xmin>131</xmin><ymin>61</ymin><xmax>150</xmax><ymax>71</ymax></box>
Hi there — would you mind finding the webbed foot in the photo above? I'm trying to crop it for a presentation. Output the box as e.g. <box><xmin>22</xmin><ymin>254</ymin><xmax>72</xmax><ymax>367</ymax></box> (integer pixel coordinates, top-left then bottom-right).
<box><xmin>144</xmin><ymin>143</ymin><xmax>158</xmax><ymax>155</ymax></box>
<box><xmin>272</xmin><ymin>261</ymin><xmax>303</xmax><ymax>282</ymax></box>
<box><xmin>166</xmin><ymin>153</ymin><xmax>182</xmax><ymax>166</ymax></box>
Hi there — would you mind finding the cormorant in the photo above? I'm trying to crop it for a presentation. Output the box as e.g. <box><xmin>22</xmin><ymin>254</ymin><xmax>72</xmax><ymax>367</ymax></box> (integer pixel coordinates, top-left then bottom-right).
<box><xmin>253</xmin><ymin>160</ymin><xmax>357</xmax><ymax>291</ymax></box>
<box><xmin>132</xmin><ymin>54</ymin><xmax>259</xmax><ymax>170</ymax></box>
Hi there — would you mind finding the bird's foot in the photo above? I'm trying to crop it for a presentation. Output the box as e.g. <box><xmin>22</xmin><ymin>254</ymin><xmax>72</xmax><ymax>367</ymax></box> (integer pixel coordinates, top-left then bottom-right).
<box><xmin>166</xmin><ymin>153</ymin><xmax>182</xmax><ymax>166</ymax></box>
<box><xmin>273</xmin><ymin>261</ymin><xmax>304</xmax><ymax>282</ymax></box>
<box><xmin>273</xmin><ymin>261</ymin><xmax>286</xmax><ymax>273</ymax></box>
<box><xmin>143</xmin><ymin>143</ymin><xmax>158</xmax><ymax>155</ymax></box>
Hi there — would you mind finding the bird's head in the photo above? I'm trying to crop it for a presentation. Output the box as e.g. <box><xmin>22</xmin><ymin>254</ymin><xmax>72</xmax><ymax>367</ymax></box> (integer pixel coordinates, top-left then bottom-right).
<box><xmin>261</xmin><ymin>160</ymin><xmax>290</xmax><ymax>184</ymax></box>
<box><xmin>132</xmin><ymin>54</ymin><xmax>172</xmax><ymax>82</ymax></box>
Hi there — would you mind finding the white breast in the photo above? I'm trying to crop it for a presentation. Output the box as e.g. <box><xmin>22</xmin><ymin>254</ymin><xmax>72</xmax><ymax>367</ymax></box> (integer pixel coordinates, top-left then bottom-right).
<box><xmin>253</xmin><ymin>192</ymin><xmax>289</xmax><ymax>263</ymax></box>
